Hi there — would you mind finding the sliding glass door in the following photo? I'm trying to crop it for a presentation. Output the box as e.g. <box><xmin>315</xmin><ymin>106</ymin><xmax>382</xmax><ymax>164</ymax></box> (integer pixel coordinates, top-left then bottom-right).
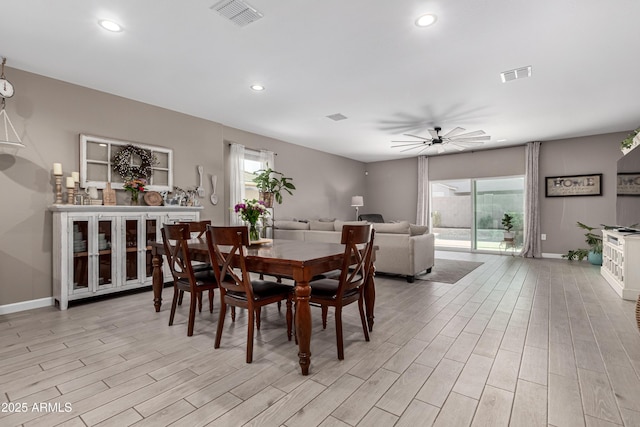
<box><xmin>431</xmin><ymin>176</ymin><xmax>524</xmax><ymax>252</ymax></box>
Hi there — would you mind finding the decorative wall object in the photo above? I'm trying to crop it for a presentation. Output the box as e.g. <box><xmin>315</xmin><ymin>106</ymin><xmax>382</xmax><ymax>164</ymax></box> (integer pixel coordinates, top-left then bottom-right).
<box><xmin>545</xmin><ymin>174</ymin><xmax>602</xmax><ymax>197</ymax></box>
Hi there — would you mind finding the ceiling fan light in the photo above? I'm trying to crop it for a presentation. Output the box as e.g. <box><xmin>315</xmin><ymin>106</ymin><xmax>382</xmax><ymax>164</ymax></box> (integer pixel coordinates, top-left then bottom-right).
<box><xmin>415</xmin><ymin>14</ymin><xmax>437</xmax><ymax>27</ymax></box>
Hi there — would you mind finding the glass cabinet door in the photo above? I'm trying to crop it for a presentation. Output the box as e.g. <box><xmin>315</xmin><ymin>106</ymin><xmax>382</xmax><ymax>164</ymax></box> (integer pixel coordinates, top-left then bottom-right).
<box><xmin>124</xmin><ymin>218</ymin><xmax>140</xmax><ymax>283</ymax></box>
<box><xmin>145</xmin><ymin>218</ymin><xmax>158</xmax><ymax>279</ymax></box>
<box><xmin>71</xmin><ymin>218</ymin><xmax>89</xmax><ymax>292</ymax></box>
<box><xmin>96</xmin><ymin>219</ymin><xmax>115</xmax><ymax>289</ymax></box>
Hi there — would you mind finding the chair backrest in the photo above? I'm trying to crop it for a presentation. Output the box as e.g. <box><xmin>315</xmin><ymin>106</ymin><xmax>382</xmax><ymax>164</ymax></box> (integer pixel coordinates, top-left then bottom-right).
<box><xmin>177</xmin><ymin>220</ymin><xmax>211</xmax><ymax>238</ymax></box>
<box><xmin>161</xmin><ymin>224</ymin><xmax>197</xmax><ymax>285</ymax></box>
<box><xmin>336</xmin><ymin>224</ymin><xmax>374</xmax><ymax>297</ymax></box>
<box><xmin>205</xmin><ymin>225</ymin><xmax>255</xmax><ymax>300</ymax></box>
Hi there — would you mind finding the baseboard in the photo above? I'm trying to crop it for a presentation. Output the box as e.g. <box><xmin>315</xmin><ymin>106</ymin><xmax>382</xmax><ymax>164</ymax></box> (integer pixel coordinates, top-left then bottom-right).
<box><xmin>542</xmin><ymin>253</ymin><xmax>564</xmax><ymax>259</ymax></box>
<box><xmin>0</xmin><ymin>297</ymin><xmax>54</xmax><ymax>315</ymax></box>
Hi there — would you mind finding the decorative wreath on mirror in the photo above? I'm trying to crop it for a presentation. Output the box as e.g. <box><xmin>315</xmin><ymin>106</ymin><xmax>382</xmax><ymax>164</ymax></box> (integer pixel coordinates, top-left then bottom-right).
<box><xmin>112</xmin><ymin>144</ymin><xmax>156</xmax><ymax>180</ymax></box>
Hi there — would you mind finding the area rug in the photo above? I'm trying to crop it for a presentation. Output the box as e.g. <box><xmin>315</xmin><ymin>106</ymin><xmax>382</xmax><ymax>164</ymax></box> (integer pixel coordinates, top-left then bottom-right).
<box><xmin>416</xmin><ymin>259</ymin><xmax>484</xmax><ymax>284</ymax></box>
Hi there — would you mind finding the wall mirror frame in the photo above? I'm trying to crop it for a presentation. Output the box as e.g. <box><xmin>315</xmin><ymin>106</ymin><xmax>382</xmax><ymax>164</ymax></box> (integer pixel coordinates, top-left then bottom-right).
<box><xmin>80</xmin><ymin>134</ymin><xmax>173</xmax><ymax>191</ymax></box>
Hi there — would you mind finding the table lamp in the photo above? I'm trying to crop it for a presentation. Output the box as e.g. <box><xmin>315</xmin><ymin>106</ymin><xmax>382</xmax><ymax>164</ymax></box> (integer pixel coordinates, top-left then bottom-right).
<box><xmin>351</xmin><ymin>196</ymin><xmax>364</xmax><ymax>221</ymax></box>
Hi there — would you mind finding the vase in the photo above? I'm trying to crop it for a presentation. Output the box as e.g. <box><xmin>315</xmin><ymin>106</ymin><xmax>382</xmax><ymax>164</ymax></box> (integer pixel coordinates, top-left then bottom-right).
<box><xmin>588</xmin><ymin>250</ymin><xmax>602</xmax><ymax>266</ymax></box>
<box><xmin>249</xmin><ymin>222</ymin><xmax>260</xmax><ymax>241</ymax></box>
<box><xmin>130</xmin><ymin>191</ymin><xmax>139</xmax><ymax>206</ymax></box>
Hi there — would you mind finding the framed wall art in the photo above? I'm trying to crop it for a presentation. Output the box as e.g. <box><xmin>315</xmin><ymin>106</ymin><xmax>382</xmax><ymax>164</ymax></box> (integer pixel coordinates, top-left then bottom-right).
<box><xmin>617</xmin><ymin>173</ymin><xmax>640</xmax><ymax>196</ymax></box>
<box><xmin>545</xmin><ymin>173</ymin><xmax>602</xmax><ymax>197</ymax></box>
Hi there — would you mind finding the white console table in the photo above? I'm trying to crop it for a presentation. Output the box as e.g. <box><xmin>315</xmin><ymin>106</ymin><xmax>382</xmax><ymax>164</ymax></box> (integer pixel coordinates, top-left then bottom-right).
<box><xmin>601</xmin><ymin>229</ymin><xmax>640</xmax><ymax>300</ymax></box>
<box><xmin>50</xmin><ymin>205</ymin><xmax>202</xmax><ymax>309</ymax></box>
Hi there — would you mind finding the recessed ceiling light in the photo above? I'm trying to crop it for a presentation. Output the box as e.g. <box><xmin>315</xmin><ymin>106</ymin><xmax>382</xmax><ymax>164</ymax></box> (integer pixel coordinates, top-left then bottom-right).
<box><xmin>99</xmin><ymin>20</ymin><xmax>123</xmax><ymax>32</ymax></box>
<box><xmin>415</xmin><ymin>14</ymin><xmax>437</xmax><ymax>27</ymax></box>
<box><xmin>250</xmin><ymin>84</ymin><xmax>265</xmax><ymax>91</ymax></box>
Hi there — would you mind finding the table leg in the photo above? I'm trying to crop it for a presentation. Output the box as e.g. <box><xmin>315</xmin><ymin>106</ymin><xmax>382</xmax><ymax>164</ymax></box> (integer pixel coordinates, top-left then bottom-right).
<box><xmin>294</xmin><ymin>278</ymin><xmax>312</xmax><ymax>375</ymax></box>
<box><xmin>152</xmin><ymin>252</ymin><xmax>164</xmax><ymax>312</ymax></box>
<box><xmin>364</xmin><ymin>265</ymin><xmax>376</xmax><ymax>332</ymax></box>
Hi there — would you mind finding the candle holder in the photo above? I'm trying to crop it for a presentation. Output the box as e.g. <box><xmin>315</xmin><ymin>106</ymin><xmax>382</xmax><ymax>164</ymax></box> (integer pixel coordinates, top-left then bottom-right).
<box><xmin>74</xmin><ymin>182</ymin><xmax>82</xmax><ymax>205</ymax></box>
<box><xmin>54</xmin><ymin>175</ymin><xmax>63</xmax><ymax>204</ymax></box>
<box><xmin>67</xmin><ymin>189</ymin><xmax>74</xmax><ymax>204</ymax></box>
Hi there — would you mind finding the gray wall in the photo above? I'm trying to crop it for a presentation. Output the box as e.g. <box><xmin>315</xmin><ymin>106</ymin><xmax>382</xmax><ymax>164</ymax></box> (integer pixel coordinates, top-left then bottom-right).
<box><xmin>0</xmin><ymin>68</ymin><xmax>364</xmax><ymax>306</ymax></box>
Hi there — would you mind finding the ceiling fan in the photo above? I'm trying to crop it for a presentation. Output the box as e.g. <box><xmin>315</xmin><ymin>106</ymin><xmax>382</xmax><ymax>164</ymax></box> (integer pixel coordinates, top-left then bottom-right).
<box><xmin>391</xmin><ymin>126</ymin><xmax>490</xmax><ymax>154</ymax></box>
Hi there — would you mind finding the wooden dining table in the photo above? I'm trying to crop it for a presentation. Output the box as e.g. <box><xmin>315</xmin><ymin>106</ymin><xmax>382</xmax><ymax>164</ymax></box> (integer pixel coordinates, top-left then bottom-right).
<box><xmin>150</xmin><ymin>238</ymin><xmax>376</xmax><ymax>375</ymax></box>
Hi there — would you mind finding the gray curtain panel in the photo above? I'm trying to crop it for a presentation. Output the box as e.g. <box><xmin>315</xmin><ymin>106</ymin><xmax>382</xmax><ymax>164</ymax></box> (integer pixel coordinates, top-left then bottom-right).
<box><xmin>521</xmin><ymin>141</ymin><xmax>541</xmax><ymax>257</ymax></box>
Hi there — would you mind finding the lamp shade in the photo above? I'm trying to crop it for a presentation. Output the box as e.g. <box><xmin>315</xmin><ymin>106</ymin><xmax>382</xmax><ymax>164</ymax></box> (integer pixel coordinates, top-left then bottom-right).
<box><xmin>351</xmin><ymin>196</ymin><xmax>364</xmax><ymax>207</ymax></box>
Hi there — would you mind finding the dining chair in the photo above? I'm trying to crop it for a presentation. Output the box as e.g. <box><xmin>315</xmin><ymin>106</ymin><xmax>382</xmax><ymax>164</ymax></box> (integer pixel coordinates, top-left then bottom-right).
<box><xmin>176</xmin><ymin>220</ymin><xmax>213</xmax><ymax>309</ymax></box>
<box><xmin>310</xmin><ymin>224</ymin><xmax>374</xmax><ymax>360</ymax></box>
<box><xmin>161</xmin><ymin>224</ymin><xmax>218</xmax><ymax>337</ymax></box>
<box><xmin>205</xmin><ymin>225</ymin><xmax>293</xmax><ymax>363</ymax></box>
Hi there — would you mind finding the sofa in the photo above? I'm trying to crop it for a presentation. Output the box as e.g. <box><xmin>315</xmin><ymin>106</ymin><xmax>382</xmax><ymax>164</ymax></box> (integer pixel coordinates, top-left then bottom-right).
<box><xmin>273</xmin><ymin>219</ymin><xmax>435</xmax><ymax>282</ymax></box>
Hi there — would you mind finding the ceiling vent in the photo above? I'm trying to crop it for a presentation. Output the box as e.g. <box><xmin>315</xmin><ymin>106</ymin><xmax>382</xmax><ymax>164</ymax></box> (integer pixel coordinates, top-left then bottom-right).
<box><xmin>500</xmin><ymin>66</ymin><xmax>532</xmax><ymax>83</ymax></box>
<box><xmin>326</xmin><ymin>113</ymin><xmax>348</xmax><ymax>121</ymax></box>
<box><xmin>211</xmin><ymin>0</ymin><xmax>263</xmax><ymax>27</ymax></box>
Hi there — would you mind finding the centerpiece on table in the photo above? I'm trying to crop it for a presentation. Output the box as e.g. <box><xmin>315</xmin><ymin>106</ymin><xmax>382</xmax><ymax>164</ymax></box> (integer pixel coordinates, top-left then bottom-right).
<box><xmin>123</xmin><ymin>178</ymin><xmax>147</xmax><ymax>206</ymax></box>
<box><xmin>234</xmin><ymin>198</ymin><xmax>269</xmax><ymax>241</ymax></box>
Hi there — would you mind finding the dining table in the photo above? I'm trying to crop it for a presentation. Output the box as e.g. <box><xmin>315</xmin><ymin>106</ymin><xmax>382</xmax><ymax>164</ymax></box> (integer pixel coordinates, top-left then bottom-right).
<box><xmin>150</xmin><ymin>238</ymin><xmax>376</xmax><ymax>375</ymax></box>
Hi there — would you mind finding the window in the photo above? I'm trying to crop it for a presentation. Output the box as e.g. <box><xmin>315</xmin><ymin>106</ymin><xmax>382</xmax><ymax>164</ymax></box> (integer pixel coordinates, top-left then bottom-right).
<box><xmin>243</xmin><ymin>149</ymin><xmax>263</xmax><ymax>200</ymax></box>
<box><xmin>80</xmin><ymin>134</ymin><xmax>173</xmax><ymax>191</ymax></box>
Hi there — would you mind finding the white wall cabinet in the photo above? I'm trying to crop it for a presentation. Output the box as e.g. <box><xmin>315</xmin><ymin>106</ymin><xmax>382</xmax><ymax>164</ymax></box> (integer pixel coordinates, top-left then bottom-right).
<box><xmin>51</xmin><ymin>205</ymin><xmax>201</xmax><ymax>309</ymax></box>
<box><xmin>601</xmin><ymin>229</ymin><xmax>640</xmax><ymax>300</ymax></box>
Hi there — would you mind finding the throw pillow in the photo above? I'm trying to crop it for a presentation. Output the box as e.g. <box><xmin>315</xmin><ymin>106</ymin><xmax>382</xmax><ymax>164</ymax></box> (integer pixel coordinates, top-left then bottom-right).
<box><xmin>274</xmin><ymin>220</ymin><xmax>310</xmax><ymax>230</ymax></box>
<box><xmin>409</xmin><ymin>224</ymin><xmax>429</xmax><ymax>236</ymax></box>
<box><xmin>318</xmin><ymin>218</ymin><xmax>336</xmax><ymax>222</ymax></box>
<box><xmin>372</xmin><ymin>221</ymin><xmax>410</xmax><ymax>234</ymax></box>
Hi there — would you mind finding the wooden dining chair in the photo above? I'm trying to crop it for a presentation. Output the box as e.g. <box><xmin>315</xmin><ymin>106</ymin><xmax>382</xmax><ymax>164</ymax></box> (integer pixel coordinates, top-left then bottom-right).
<box><xmin>310</xmin><ymin>224</ymin><xmax>374</xmax><ymax>359</ymax></box>
<box><xmin>161</xmin><ymin>224</ymin><xmax>218</xmax><ymax>337</ymax></box>
<box><xmin>176</xmin><ymin>220</ymin><xmax>213</xmax><ymax>309</ymax></box>
<box><xmin>205</xmin><ymin>225</ymin><xmax>293</xmax><ymax>363</ymax></box>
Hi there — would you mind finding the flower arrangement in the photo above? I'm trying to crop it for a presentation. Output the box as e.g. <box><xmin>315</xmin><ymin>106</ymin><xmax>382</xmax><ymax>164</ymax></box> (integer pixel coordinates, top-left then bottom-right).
<box><xmin>234</xmin><ymin>199</ymin><xmax>269</xmax><ymax>240</ymax></box>
<box><xmin>123</xmin><ymin>178</ymin><xmax>146</xmax><ymax>205</ymax></box>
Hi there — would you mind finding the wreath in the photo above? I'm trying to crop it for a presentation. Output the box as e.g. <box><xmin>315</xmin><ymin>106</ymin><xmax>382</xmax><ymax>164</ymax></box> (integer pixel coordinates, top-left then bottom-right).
<box><xmin>112</xmin><ymin>144</ymin><xmax>156</xmax><ymax>180</ymax></box>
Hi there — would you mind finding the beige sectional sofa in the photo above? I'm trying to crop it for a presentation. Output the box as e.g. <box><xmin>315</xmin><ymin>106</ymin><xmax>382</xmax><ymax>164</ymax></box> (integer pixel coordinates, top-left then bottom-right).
<box><xmin>273</xmin><ymin>219</ymin><xmax>435</xmax><ymax>282</ymax></box>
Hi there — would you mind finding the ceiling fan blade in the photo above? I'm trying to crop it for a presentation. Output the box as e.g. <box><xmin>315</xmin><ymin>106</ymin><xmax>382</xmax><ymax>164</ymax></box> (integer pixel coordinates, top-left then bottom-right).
<box><xmin>442</xmin><ymin>127</ymin><xmax>466</xmax><ymax>138</ymax></box>
<box><xmin>416</xmin><ymin>145</ymin><xmax>432</xmax><ymax>155</ymax></box>
<box><xmin>451</xmin><ymin>130</ymin><xmax>485</xmax><ymax>138</ymax></box>
<box><xmin>449</xmin><ymin>143</ymin><xmax>466</xmax><ymax>151</ymax></box>
<box><xmin>451</xmin><ymin>135</ymin><xmax>491</xmax><ymax>142</ymax></box>
<box><xmin>400</xmin><ymin>145</ymin><xmax>429</xmax><ymax>152</ymax></box>
<box><xmin>391</xmin><ymin>142</ymin><xmax>424</xmax><ymax>148</ymax></box>
<box><xmin>403</xmin><ymin>133</ymin><xmax>431</xmax><ymax>141</ymax></box>
<box><xmin>436</xmin><ymin>145</ymin><xmax>446</xmax><ymax>154</ymax></box>
<box><xmin>428</xmin><ymin>129</ymin><xmax>439</xmax><ymax>139</ymax></box>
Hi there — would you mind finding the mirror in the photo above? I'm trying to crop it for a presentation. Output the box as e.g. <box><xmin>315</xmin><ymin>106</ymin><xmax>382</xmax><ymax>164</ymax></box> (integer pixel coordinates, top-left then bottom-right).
<box><xmin>616</xmin><ymin>145</ymin><xmax>640</xmax><ymax>228</ymax></box>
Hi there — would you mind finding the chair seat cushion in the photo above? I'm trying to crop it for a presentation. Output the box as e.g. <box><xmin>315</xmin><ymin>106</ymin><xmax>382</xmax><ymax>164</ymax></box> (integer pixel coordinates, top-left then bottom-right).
<box><xmin>226</xmin><ymin>280</ymin><xmax>293</xmax><ymax>300</ymax></box>
<box><xmin>309</xmin><ymin>279</ymin><xmax>360</xmax><ymax>299</ymax></box>
<box><xmin>194</xmin><ymin>270</ymin><xmax>217</xmax><ymax>287</ymax></box>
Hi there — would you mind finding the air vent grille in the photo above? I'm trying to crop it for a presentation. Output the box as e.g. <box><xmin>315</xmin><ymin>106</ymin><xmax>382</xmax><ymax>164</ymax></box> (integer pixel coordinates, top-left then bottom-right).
<box><xmin>326</xmin><ymin>113</ymin><xmax>348</xmax><ymax>121</ymax></box>
<box><xmin>500</xmin><ymin>66</ymin><xmax>532</xmax><ymax>83</ymax></box>
<box><xmin>211</xmin><ymin>0</ymin><xmax>263</xmax><ymax>27</ymax></box>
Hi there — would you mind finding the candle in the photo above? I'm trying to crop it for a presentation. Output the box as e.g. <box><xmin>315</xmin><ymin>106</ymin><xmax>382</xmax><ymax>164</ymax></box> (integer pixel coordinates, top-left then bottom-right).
<box><xmin>71</xmin><ymin>171</ymin><xmax>80</xmax><ymax>182</ymax></box>
<box><xmin>53</xmin><ymin>163</ymin><xmax>62</xmax><ymax>175</ymax></box>
<box><xmin>66</xmin><ymin>177</ymin><xmax>75</xmax><ymax>188</ymax></box>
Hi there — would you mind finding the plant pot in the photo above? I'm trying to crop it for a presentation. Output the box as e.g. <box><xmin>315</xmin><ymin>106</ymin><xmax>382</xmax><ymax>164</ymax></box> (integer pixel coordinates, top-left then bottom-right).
<box><xmin>587</xmin><ymin>250</ymin><xmax>602</xmax><ymax>266</ymax></box>
<box><xmin>259</xmin><ymin>192</ymin><xmax>274</xmax><ymax>208</ymax></box>
<box><xmin>503</xmin><ymin>231</ymin><xmax>515</xmax><ymax>241</ymax></box>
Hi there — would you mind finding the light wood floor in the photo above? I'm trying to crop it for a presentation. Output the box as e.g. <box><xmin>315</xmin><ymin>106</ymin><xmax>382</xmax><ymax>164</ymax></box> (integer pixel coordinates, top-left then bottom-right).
<box><xmin>2</xmin><ymin>252</ymin><xmax>640</xmax><ymax>427</ymax></box>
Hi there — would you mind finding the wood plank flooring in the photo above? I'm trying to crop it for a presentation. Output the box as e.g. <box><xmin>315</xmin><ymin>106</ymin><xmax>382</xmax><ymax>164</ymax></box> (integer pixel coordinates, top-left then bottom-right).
<box><xmin>2</xmin><ymin>252</ymin><xmax>640</xmax><ymax>426</ymax></box>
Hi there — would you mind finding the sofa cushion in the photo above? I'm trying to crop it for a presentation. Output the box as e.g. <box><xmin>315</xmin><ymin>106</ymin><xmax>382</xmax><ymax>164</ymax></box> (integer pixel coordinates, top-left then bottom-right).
<box><xmin>334</xmin><ymin>220</ymin><xmax>368</xmax><ymax>232</ymax></box>
<box><xmin>409</xmin><ymin>224</ymin><xmax>429</xmax><ymax>236</ymax></box>
<box><xmin>318</xmin><ymin>218</ymin><xmax>336</xmax><ymax>222</ymax></box>
<box><xmin>373</xmin><ymin>221</ymin><xmax>410</xmax><ymax>234</ymax></box>
<box><xmin>274</xmin><ymin>220</ymin><xmax>310</xmax><ymax>230</ymax></box>
<box><xmin>309</xmin><ymin>220</ymin><xmax>335</xmax><ymax>231</ymax></box>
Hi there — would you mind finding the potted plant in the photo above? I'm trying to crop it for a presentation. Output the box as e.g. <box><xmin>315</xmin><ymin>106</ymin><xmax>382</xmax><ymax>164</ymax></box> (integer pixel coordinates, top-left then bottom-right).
<box><xmin>253</xmin><ymin>166</ymin><xmax>296</xmax><ymax>207</ymax></box>
<box><xmin>562</xmin><ymin>221</ymin><xmax>604</xmax><ymax>265</ymax></box>
<box><xmin>621</xmin><ymin>127</ymin><xmax>640</xmax><ymax>154</ymax></box>
<box><xmin>502</xmin><ymin>213</ymin><xmax>515</xmax><ymax>241</ymax></box>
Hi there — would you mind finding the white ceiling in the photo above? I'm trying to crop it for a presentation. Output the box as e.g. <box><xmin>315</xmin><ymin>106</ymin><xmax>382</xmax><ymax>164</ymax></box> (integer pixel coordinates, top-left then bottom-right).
<box><xmin>2</xmin><ymin>0</ymin><xmax>639</xmax><ymax>163</ymax></box>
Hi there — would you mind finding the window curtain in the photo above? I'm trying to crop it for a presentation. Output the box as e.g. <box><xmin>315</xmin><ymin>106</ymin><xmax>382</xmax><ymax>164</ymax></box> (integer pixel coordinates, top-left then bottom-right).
<box><xmin>259</xmin><ymin>149</ymin><xmax>275</xmax><ymax>170</ymax></box>
<box><xmin>229</xmin><ymin>143</ymin><xmax>245</xmax><ymax>225</ymax></box>
<box><xmin>520</xmin><ymin>141</ymin><xmax>541</xmax><ymax>257</ymax></box>
<box><xmin>416</xmin><ymin>156</ymin><xmax>429</xmax><ymax>226</ymax></box>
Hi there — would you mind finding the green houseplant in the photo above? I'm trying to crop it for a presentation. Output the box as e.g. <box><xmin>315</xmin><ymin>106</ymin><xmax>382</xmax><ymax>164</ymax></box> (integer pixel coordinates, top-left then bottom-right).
<box><xmin>562</xmin><ymin>221</ymin><xmax>604</xmax><ymax>265</ymax></box>
<box><xmin>502</xmin><ymin>213</ymin><xmax>515</xmax><ymax>241</ymax></box>
<box><xmin>621</xmin><ymin>127</ymin><xmax>640</xmax><ymax>151</ymax></box>
<box><xmin>253</xmin><ymin>166</ymin><xmax>296</xmax><ymax>207</ymax></box>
